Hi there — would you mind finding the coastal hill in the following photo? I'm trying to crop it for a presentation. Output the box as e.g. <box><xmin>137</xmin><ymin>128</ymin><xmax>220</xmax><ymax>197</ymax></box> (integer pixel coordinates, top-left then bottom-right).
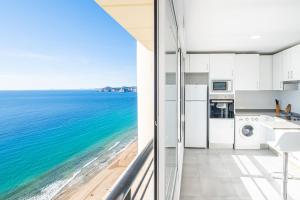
<box><xmin>98</xmin><ymin>86</ymin><xmax>137</xmax><ymax>93</ymax></box>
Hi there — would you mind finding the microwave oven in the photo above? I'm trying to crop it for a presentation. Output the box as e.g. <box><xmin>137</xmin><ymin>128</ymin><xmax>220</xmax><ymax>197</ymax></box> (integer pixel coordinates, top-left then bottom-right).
<box><xmin>211</xmin><ymin>80</ymin><xmax>232</xmax><ymax>92</ymax></box>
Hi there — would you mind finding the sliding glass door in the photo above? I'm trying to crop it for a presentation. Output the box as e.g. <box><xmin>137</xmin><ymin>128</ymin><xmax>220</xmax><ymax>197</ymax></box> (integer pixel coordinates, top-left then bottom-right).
<box><xmin>164</xmin><ymin>0</ymin><xmax>179</xmax><ymax>199</ymax></box>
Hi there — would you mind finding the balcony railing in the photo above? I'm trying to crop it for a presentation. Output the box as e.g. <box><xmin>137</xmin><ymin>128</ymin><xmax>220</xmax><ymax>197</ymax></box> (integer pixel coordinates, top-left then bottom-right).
<box><xmin>105</xmin><ymin>139</ymin><xmax>154</xmax><ymax>200</ymax></box>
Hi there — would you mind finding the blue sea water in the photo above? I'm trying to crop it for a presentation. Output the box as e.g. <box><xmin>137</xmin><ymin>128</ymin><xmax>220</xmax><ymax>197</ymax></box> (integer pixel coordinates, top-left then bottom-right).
<box><xmin>0</xmin><ymin>90</ymin><xmax>137</xmax><ymax>199</ymax></box>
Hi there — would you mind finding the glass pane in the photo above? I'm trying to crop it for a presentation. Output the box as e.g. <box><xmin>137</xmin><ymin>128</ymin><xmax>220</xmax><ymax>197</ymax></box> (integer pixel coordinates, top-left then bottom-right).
<box><xmin>213</xmin><ymin>82</ymin><xmax>227</xmax><ymax>90</ymax></box>
<box><xmin>164</xmin><ymin>0</ymin><xmax>178</xmax><ymax>199</ymax></box>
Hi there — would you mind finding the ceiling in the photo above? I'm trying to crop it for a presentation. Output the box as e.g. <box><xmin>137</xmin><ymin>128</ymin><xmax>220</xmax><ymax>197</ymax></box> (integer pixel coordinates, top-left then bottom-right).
<box><xmin>96</xmin><ymin>0</ymin><xmax>153</xmax><ymax>51</ymax></box>
<box><xmin>184</xmin><ymin>0</ymin><xmax>300</xmax><ymax>54</ymax></box>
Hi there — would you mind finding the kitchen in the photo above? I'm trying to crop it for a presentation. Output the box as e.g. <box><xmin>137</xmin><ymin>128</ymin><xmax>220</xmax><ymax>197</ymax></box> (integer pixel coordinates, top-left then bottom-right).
<box><xmin>182</xmin><ymin>50</ymin><xmax>300</xmax><ymax>199</ymax></box>
<box><xmin>161</xmin><ymin>1</ymin><xmax>300</xmax><ymax>199</ymax></box>
<box><xmin>184</xmin><ymin>50</ymin><xmax>300</xmax><ymax>152</ymax></box>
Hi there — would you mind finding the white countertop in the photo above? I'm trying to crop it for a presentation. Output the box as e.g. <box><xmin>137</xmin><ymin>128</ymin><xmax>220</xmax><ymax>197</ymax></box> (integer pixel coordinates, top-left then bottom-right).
<box><xmin>261</xmin><ymin>119</ymin><xmax>300</xmax><ymax>129</ymax></box>
<box><xmin>235</xmin><ymin>109</ymin><xmax>300</xmax><ymax>130</ymax></box>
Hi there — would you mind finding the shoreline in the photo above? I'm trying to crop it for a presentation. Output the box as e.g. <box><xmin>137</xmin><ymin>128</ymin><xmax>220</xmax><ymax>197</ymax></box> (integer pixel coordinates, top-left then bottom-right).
<box><xmin>53</xmin><ymin>140</ymin><xmax>138</xmax><ymax>200</ymax></box>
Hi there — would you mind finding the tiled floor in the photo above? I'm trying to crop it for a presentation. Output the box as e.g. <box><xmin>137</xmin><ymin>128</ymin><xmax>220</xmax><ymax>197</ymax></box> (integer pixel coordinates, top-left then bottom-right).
<box><xmin>180</xmin><ymin>148</ymin><xmax>300</xmax><ymax>200</ymax></box>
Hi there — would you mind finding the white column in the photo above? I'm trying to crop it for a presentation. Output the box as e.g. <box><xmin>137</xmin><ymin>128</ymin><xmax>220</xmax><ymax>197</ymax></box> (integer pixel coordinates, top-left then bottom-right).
<box><xmin>136</xmin><ymin>41</ymin><xmax>154</xmax><ymax>153</ymax></box>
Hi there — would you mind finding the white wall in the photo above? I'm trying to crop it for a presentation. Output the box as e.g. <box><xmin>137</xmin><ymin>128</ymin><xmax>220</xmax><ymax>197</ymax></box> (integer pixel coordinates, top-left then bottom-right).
<box><xmin>279</xmin><ymin>90</ymin><xmax>300</xmax><ymax>113</ymax></box>
<box><xmin>235</xmin><ymin>90</ymin><xmax>300</xmax><ymax>114</ymax></box>
<box><xmin>235</xmin><ymin>91</ymin><xmax>280</xmax><ymax>109</ymax></box>
<box><xmin>137</xmin><ymin>41</ymin><xmax>154</xmax><ymax>153</ymax></box>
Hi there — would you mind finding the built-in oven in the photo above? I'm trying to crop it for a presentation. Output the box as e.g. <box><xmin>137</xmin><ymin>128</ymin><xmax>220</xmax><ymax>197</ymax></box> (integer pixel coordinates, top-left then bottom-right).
<box><xmin>210</xmin><ymin>99</ymin><xmax>234</xmax><ymax>118</ymax></box>
<box><xmin>211</xmin><ymin>80</ymin><xmax>232</xmax><ymax>92</ymax></box>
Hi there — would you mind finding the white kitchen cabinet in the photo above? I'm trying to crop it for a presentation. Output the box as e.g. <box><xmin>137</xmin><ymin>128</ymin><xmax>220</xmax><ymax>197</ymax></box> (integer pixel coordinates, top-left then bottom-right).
<box><xmin>209</xmin><ymin>119</ymin><xmax>234</xmax><ymax>145</ymax></box>
<box><xmin>189</xmin><ymin>54</ymin><xmax>210</xmax><ymax>73</ymax></box>
<box><xmin>277</xmin><ymin>45</ymin><xmax>300</xmax><ymax>82</ymax></box>
<box><xmin>290</xmin><ymin>44</ymin><xmax>300</xmax><ymax>81</ymax></box>
<box><xmin>209</xmin><ymin>54</ymin><xmax>235</xmax><ymax>80</ymax></box>
<box><xmin>235</xmin><ymin>54</ymin><xmax>260</xmax><ymax>90</ymax></box>
<box><xmin>282</xmin><ymin>49</ymin><xmax>292</xmax><ymax>81</ymax></box>
<box><xmin>259</xmin><ymin>55</ymin><xmax>273</xmax><ymax>90</ymax></box>
<box><xmin>272</xmin><ymin>52</ymin><xmax>284</xmax><ymax>90</ymax></box>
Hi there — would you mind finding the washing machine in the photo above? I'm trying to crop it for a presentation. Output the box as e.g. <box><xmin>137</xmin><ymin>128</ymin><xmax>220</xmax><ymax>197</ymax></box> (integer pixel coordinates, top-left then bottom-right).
<box><xmin>235</xmin><ymin>115</ymin><xmax>261</xmax><ymax>149</ymax></box>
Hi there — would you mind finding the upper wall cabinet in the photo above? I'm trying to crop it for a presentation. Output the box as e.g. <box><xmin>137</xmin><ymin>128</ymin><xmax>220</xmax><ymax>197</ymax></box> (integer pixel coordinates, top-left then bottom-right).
<box><xmin>282</xmin><ymin>49</ymin><xmax>292</xmax><ymax>81</ymax></box>
<box><xmin>290</xmin><ymin>45</ymin><xmax>300</xmax><ymax>81</ymax></box>
<box><xmin>273</xmin><ymin>52</ymin><xmax>284</xmax><ymax>90</ymax></box>
<box><xmin>282</xmin><ymin>45</ymin><xmax>300</xmax><ymax>81</ymax></box>
<box><xmin>259</xmin><ymin>55</ymin><xmax>273</xmax><ymax>90</ymax></box>
<box><xmin>235</xmin><ymin>54</ymin><xmax>260</xmax><ymax>90</ymax></box>
<box><xmin>209</xmin><ymin>54</ymin><xmax>235</xmax><ymax>80</ymax></box>
<box><xmin>187</xmin><ymin>54</ymin><xmax>210</xmax><ymax>73</ymax></box>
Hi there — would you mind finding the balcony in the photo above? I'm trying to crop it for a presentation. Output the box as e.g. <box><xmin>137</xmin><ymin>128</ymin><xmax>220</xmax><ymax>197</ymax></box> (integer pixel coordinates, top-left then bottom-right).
<box><xmin>105</xmin><ymin>139</ymin><xmax>154</xmax><ymax>200</ymax></box>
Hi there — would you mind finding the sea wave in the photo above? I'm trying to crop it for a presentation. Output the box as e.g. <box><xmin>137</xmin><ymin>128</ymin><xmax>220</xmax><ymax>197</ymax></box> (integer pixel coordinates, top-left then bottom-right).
<box><xmin>25</xmin><ymin>138</ymin><xmax>136</xmax><ymax>200</ymax></box>
<box><xmin>26</xmin><ymin>162</ymin><xmax>83</xmax><ymax>200</ymax></box>
<box><xmin>108</xmin><ymin>141</ymin><xmax>121</xmax><ymax>151</ymax></box>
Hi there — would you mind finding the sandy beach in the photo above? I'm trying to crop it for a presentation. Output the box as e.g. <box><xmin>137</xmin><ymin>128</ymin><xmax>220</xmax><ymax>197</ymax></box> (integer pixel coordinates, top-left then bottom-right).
<box><xmin>54</xmin><ymin>141</ymin><xmax>138</xmax><ymax>200</ymax></box>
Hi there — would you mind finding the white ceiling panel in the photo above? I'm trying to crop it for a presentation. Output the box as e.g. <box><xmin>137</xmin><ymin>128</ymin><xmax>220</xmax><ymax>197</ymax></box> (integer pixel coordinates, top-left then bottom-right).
<box><xmin>184</xmin><ymin>0</ymin><xmax>300</xmax><ymax>53</ymax></box>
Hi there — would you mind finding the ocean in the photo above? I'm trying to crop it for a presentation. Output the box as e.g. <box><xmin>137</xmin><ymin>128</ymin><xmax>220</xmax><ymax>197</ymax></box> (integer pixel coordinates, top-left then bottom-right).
<box><xmin>0</xmin><ymin>90</ymin><xmax>137</xmax><ymax>200</ymax></box>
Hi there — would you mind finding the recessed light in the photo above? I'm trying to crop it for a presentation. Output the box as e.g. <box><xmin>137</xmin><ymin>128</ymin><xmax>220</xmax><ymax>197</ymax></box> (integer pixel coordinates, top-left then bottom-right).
<box><xmin>250</xmin><ymin>35</ymin><xmax>261</xmax><ymax>40</ymax></box>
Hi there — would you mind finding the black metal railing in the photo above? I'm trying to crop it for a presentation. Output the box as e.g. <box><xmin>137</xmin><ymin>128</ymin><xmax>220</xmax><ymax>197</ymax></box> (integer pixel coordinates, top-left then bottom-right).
<box><xmin>105</xmin><ymin>139</ymin><xmax>154</xmax><ymax>200</ymax></box>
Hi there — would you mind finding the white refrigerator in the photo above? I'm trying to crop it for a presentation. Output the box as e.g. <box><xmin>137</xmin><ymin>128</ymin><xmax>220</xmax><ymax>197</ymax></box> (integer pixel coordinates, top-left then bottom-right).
<box><xmin>185</xmin><ymin>84</ymin><xmax>208</xmax><ymax>148</ymax></box>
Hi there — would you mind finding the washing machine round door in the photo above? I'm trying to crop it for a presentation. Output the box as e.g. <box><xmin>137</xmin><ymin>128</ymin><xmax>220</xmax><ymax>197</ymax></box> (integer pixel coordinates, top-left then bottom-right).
<box><xmin>241</xmin><ymin>125</ymin><xmax>254</xmax><ymax>138</ymax></box>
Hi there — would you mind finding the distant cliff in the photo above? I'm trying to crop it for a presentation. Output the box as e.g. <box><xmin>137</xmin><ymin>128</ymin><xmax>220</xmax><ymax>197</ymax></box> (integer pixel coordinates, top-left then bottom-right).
<box><xmin>98</xmin><ymin>86</ymin><xmax>137</xmax><ymax>93</ymax></box>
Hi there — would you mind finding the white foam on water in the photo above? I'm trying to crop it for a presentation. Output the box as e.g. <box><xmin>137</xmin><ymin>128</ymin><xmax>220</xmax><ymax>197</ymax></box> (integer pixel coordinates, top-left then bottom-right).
<box><xmin>26</xmin><ymin>138</ymin><xmax>136</xmax><ymax>200</ymax></box>
<box><xmin>107</xmin><ymin>141</ymin><xmax>120</xmax><ymax>151</ymax></box>
<box><xmin>82</xmin><ymin>157</ymin><xmax>98</xmax><ymax>168</ymax></box>
<box><xmin>26</xmin><ymin>170</ymin><xmax>81</xmax><ymax>200</ymax></box>
<box><xmin>26</xmin><ymin>157</ymin><xmax>97</xmax><ymax>200</ymax></box>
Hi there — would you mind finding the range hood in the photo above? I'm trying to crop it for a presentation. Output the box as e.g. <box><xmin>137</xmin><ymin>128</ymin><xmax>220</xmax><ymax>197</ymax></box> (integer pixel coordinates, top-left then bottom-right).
<box><xmin>283</xmin><ymin>81</ymin><xmax>299</xmax><ymax>91</ymax></box>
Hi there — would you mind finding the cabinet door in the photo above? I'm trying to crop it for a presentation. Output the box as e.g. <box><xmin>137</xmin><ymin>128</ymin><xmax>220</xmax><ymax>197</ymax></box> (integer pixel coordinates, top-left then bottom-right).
<box><xmin>290</xmin><ymin>44</ymin><xmax>300</xmax><ymax>81</ymax></box>
<box><xmin>209</xmin><ymin>119</ymin><xmax>234</xmax><ymax>144</ymax></box>
<box><xmin>209</xmin><ymin>54</ymin><xmax>235</xmax><ymax>80</ymax></box>
<box><xmin>185</xmin><ymin>101</ymin><xmax>207</xmax><ymax>148</ymax></box>
<box><xmin>189</xmin><ymin>54</ymin><xmax>209</xmax><ymax>73</ymax></box>
<box><xmin>259</xmin><ymin>55</ymin><xmax>273</xmax><ymax>90</ymax></box>
<box><xmin>272</xmin><ymin>53</ymin><xmax>283</xmax><ymax>90</ymax></box>
<box><xmin>282</xmin><ymin>49</ymin><xmax>292</xmax><ymax>81</ymax></box>
<box><xmin>235</xmin><ymin>54</ymin><xmax>260</xmax><ymax>90</ymax></box>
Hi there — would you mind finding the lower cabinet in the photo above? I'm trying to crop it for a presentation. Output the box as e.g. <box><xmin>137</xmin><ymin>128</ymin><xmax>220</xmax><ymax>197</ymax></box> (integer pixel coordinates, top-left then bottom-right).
<box><xmin>209</xmin><ymin>119</ymin><xmax>234</xmax><ymax>147</ymax></box>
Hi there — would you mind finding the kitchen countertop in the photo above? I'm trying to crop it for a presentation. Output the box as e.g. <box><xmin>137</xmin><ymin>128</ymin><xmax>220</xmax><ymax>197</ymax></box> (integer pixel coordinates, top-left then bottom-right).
<box><xmin>261</xmin><ymin>119</ymin><xmax>300</xmax><ymax>129</ymax></box>
<box><xmin>235</xmin><ymin>109</ymin><xmax>300</xmax><ymax>129</ymax></box>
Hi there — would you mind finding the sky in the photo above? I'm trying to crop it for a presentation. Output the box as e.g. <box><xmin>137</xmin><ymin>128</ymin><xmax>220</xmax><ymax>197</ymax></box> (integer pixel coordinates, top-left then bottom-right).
<box><xmin>0</xmin><ymin>0</ymin><xmax>136</xmax><ymax>90</ymax></box>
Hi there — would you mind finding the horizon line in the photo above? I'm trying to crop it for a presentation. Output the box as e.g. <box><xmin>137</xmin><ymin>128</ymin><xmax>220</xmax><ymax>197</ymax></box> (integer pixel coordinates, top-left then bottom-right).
<box><xmin>0</xmin><ymin>86</ymin><xmax>137</xmax><ymax>92</ymax></box>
